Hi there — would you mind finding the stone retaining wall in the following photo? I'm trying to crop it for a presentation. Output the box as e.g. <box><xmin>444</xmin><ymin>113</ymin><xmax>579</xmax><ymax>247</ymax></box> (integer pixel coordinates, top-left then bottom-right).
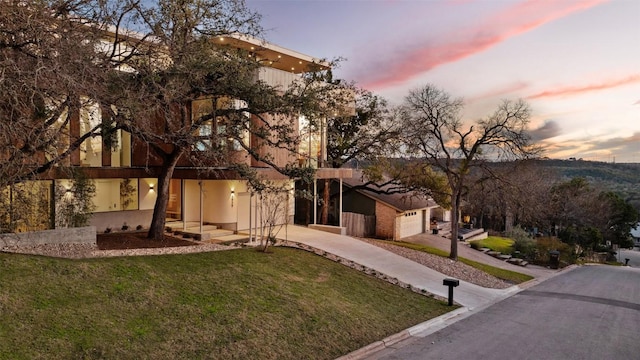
<box><xmin>0</xmin><ymin>226</ymin><xmax>97</xmax><ymax>248</ymax></box>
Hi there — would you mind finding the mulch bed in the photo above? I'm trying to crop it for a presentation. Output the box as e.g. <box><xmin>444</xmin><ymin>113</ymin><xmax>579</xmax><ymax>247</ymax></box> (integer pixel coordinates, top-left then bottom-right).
<box><xmin>97</xmin><ymin>231</ymin><xmax>198</xmax><ymax>250</ymax></box>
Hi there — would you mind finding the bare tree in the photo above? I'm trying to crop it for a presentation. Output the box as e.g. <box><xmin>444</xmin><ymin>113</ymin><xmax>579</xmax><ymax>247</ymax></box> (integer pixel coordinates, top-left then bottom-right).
<box><xmin>0</xmin><ymin>1</ymin><xmax>115</xmax><ymax>186</ymax></box>
<box><xmin>464</xmin><ymin>161</ymin><xmax>557</xmax><ymax>232</ymax></box>
<box><xmin>400</xmin><ymin>84</ymin><xmax>538</xmax><ymax>260</ymax></box>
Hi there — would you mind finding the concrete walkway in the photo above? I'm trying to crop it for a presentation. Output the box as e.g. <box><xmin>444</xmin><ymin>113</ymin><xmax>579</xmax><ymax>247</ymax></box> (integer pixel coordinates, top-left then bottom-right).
<box><xmin>277</xmin><ymin>225</ymin><xmax>519</xmax><ymax>310</ymax></box>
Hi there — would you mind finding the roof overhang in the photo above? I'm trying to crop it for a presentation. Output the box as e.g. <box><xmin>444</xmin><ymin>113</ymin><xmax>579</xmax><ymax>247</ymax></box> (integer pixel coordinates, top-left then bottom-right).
<box><xmin>218</xmin><ymin>33</ymin><xmax>331</xmax><ymax>74</ymax></box>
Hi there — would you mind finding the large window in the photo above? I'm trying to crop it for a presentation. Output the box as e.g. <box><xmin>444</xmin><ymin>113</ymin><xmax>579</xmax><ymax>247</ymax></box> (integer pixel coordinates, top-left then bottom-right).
<box><xmin>110</xmin><ymin>129</ymin><xmax>132</xmax><ymax>167</ymax></box>
<box><xmin>298</xmin><ymin>115</ymin><xmax>322</xmax><ymax>168</ymax></box>
<box><xmin>0</xmin><ymin>181</ymin><xmax>53</xmax><ymax>233</ymax></box>
<box><xmin>192</xmin><ymin>98</ymin><xmax>250</xmax><ymax>152</ymax></box>
<box><xmin>79</xmin><ymin>100</ymin><xmax>102</xmax><ymax>167</ymax></box>
<box><xmin>93</xmin><ymin>178</ymin><xmax>138</xmax><ymax>212</ymax></box>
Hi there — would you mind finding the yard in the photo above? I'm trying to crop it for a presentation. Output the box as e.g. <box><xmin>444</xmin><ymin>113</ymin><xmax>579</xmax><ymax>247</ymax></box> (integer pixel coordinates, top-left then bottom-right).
<box><xmin>0</xmin><ymin>246</ymin><xmax>453</xmax><ymax>359</ymax></box>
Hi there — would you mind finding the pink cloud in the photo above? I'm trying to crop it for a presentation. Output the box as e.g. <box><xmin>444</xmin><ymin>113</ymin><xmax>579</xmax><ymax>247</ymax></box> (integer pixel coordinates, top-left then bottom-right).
<box><xmin>360</xmin><ymin>0</ymin><xmax>609</xmax><ymax>90</ymax></box>
<box><xmin>527</xmin><ymin>74</ymin><xmax>640</xmax><ymax>99</ymax></box>
<box><xmin>468</xmin><ymin>81</ymin><xmax>530</xmax><ymax>102</ymax></box>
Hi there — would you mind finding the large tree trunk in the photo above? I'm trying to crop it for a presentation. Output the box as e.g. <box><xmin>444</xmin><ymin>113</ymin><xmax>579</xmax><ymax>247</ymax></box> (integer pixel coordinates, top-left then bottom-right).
<box><xmin>321</xmin><ymin>179</ymin><xmax>330</xmax><ymax>224</ymax></box>
<box><xmin>449</xmin><ymin>191</ymin><xmax>461</xmax><ymax>260</ymax></box>
<box><xmin>148</xmin><ymin>150</ymin><xmax>183</xmax><ymax>240</ymax></box>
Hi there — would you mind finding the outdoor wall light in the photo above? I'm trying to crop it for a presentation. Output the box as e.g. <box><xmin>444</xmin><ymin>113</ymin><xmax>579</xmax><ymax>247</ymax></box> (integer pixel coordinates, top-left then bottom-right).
<box><xmin>231</xmin><ymin>189</ymin><xmax>235</xmax><ymax>207</ymax></box>
<box><xmin>149</xmin><ymin>183</ymin><xmax>154</xmax><ymax>191</ymax></box>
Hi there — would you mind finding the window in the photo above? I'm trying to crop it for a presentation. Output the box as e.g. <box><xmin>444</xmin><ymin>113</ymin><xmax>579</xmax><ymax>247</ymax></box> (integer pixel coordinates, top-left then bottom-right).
<box><xmin>92</xmin><ymin>179</ymin><xmax>138</xmax><ymax>212</ymax></box>
<box><xmin>79</xmin><ymin>99</ymin><xmax>102</xmax><ymax>167</ymax></box>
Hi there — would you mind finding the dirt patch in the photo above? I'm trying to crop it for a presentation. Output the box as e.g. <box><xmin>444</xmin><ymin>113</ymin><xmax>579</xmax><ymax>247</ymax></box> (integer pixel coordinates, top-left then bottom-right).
<box><xmin>97</xmin><ymin>232</ymin><xmax>197</xmax><ymax>250</ymax></box>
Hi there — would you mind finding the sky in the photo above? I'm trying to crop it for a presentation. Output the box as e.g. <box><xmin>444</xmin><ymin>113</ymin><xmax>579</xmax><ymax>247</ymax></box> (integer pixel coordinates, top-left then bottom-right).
<box><xmin>246</xmin><ymin>0</ymin><xmax>640</xmax><ymax>163</ymax></box>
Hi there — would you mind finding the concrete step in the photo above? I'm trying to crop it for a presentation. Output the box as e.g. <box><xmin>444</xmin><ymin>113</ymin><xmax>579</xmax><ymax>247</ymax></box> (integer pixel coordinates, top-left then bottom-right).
<box><xmin>204</xmin><ymin>234</ymin><xmax>250</xmax><ymax>245</ymax></box>
<box><xmin>185</xmin><ymin>225</ymin><xmax>218</xmax><ymax>232</ymax></box>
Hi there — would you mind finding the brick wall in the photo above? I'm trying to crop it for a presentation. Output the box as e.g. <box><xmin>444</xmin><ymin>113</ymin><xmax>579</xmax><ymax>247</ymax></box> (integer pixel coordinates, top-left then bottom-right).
<box><xmin>375</xmin><ymin>202</ymin><xmax>398</xmax><ymax>240</ymax></box>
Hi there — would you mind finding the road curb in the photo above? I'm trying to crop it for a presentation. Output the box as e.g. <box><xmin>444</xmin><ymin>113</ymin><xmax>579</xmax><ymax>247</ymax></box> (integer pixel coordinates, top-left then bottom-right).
<box><xmin>336</xmin><ymin>307</ymin><xmax>469</xmax><ymax>360</ymax></box>
<box><xmin>337</xmin><ymin>265</ymin><xmax>583</xmax><ymax>359</ymax></box>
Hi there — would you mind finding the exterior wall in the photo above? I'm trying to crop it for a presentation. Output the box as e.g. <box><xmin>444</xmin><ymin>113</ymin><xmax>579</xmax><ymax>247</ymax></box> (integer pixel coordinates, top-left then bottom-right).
<box><xmin>257</xmin><ymin>67</ymin><xmax>300</xmax><ymax>91</ymax></box>
<box><xmin>202</xmin><ymin>180</ymin><xmax>248</xmax><ymax>226</ymax></box>
<box><xmin>250</xmin><ymin>113</ymin><xmax>298</xmax><ymax>169</ymax></box>
<box><xmin>0</xmin><ymin>226</ymin><xmax>96</xmax><ymax>248</ymax></box>
<box><xmin>343</xmin><ymin>190</ymin><xmax>376</xmax><ymax>216</ymax></box>
<box><xmin>91</xmin><ymin>210</ymin><xmax>153</xmax><ymax>233</ymax></box>
<box><xmin>375</xmin><ymin>201</ymin><xmax>397</xmax><ymax>240</ymax></box>
<box><xmin>139</xmin><ymin>178</ymin><xmax>157</xmax><ymax>210</ymax></box>
<box><xmin>183</xmin><ymin>180</ymin><xmax>201</xmax><ymax>223</ymax></box>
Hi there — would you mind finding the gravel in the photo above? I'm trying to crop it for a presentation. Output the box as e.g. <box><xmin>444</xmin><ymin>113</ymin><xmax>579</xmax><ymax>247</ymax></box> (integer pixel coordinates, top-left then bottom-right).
<box><xmin>1</xmin><ymin>242</ymin><xmax>232</xmax><ymax>259</ymax></box>
<box><xmin>357</xmin><ymin>238</ymin><xmax>513</xmax><ymax>289</ymax></box>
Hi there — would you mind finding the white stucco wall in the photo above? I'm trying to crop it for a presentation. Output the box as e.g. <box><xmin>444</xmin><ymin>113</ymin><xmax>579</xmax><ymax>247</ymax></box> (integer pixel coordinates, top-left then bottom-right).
<box><xmin>139</xmin><ymin>178</ymin><xmax>157</xmax><ymax>210</ymax></box>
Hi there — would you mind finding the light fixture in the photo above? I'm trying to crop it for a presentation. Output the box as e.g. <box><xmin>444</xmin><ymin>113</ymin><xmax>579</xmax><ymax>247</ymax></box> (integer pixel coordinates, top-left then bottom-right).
<box><xmin>149</xmin><ymin>183</ymin><xmax>154</xmax><ymax>191</ymax></box>
<box><xmin>231</xmin><ymin>189</ymin><xmax>235</xmax><ymax>207</ymax></box>
<box><xmin>219</xmin><ymin>37</ymin><xmax>224</xmax><ymax>41</ymax></box>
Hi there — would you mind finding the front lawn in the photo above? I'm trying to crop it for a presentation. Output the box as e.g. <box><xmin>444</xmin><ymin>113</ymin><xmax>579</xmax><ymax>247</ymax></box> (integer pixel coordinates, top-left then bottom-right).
<box><xmin>0</xmin><ymin>247</ymin><xmax>453</xmax><ymax>360</ymax></box>
<box><xmin>470</xmin><ymin>236</ymin><xmax>515</xmax><ymax>254</ymax></box>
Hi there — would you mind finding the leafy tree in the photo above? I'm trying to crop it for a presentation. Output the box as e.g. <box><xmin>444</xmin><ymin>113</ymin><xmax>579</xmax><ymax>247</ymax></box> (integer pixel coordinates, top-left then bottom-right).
<box><xmin>598</xmin><ymin>191</ymin><xmax>637</xmax><ymax>249</ymax></box>
<box><xmin>326</xmin><ymin>89</ymin><xmax>399</xmax><ymax>168</ymax></box>
<box><xmin>318</xmin><ymin>89</ymin><xmax>401</xmax><ymax>224</ymax></box>
<box><xmin>101</xmin><ymin>0</ymin><xmax>339</xmax><ymax>240</ymax></box>
<box><xmin>400</xmin><ymin>84</ymin><xmax>537</xmax><ymax>260</ymax></box>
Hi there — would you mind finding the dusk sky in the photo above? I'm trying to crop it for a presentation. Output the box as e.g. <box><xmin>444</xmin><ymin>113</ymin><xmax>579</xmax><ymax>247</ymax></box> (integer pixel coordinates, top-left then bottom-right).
<box><xmin>247</xmin><ymin>0</ymin><xmax>640</xmax><ymax>163</ymax></box>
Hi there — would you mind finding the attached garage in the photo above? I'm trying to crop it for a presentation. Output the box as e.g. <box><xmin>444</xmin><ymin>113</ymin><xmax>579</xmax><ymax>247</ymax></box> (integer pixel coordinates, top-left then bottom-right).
<box><xmin>342</xmin><ymin>176</ymin><xmax>440</xmax><ymax>240</ymax></box>
<box><xmin>399</xmin><ymin>211</ymin><xmax>424</xmax><ymax>239</ymax></box>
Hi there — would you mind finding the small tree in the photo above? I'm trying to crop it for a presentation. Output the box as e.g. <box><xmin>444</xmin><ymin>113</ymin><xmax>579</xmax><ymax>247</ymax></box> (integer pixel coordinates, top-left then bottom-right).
<box><xmin>55</xmin><ymin>172</ymin><xmax>96</xmax><ymax>228</ymax></box>
<box><xmin>400</xmin><ymin>84</ymin><xmax>538</xmax><ymax>260</ymax></box>
<box><xmin>255</xmin><ymin>184</ymin><xmax>290</xmax><ymax>253</ymax></box>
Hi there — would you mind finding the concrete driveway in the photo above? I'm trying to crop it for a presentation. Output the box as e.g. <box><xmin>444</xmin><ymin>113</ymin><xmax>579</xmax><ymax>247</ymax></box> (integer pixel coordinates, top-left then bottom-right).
<box><xmin>278</xmin><ymin>226</ymin><xmax>521</xmax><ymax>310</ymax></box>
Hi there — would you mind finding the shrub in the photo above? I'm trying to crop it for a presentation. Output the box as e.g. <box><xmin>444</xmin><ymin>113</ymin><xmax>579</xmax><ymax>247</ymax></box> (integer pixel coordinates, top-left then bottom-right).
<box><xmin>507</xmin><ymin>226</ymin><xmax>537</xmax><ymax>260</ymax></box>
<box><xmin>535</xmin><ymin>237</ymin><xmax>575</xmax><ymax>266</ymax></box>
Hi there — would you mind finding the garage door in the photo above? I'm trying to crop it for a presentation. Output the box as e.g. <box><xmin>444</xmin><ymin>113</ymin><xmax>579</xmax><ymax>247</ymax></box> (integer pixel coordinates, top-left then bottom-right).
<box><xmin>400</xmin><ymin>211</ymin><xmax>423</xmax><ymax>238</ymax></box>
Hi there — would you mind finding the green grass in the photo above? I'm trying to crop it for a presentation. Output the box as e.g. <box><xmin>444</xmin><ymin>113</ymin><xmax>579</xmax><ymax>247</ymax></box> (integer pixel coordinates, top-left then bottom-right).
<box><xmin>0</xmin><ymin>247</ymin><xmax>453</xmax><ymax>360</ymax></box>
<box><xmin>385</xmin><ymin>241</ymin><xmax>533</xmax><ymax>284</ymax></box>
<box><xmin>470</xmin><ymin>236</ymin><xmax>515</xmax><ymax>254</ymax></box>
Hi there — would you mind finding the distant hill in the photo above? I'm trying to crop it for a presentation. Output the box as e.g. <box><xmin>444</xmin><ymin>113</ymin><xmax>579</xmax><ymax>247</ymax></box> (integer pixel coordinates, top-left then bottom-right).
<box><xmin>532</xmin><ymin>159</ymin><xmax>640</xmax><ymax>212</ymax></box>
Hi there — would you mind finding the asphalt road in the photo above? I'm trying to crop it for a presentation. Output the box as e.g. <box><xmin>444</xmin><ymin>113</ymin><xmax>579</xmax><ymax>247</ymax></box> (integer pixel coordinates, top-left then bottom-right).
<box><xmin>619</xmin><ymin>248</ymin><xmax>640</xmax><ymax>268</ymax></box>
<box><xmin>369</xmin><ymin>265</ymin><xmax>640</xmax><ymax>360</ymax></box>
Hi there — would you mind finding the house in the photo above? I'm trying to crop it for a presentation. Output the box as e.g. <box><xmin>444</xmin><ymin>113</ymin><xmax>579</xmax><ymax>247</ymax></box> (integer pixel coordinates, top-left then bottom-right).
<box><xmin>0</xmin><ymin>30</ymin><xmax>352</xmax><ymax>244</ymax></box>
<box><xmin>301</xmin><ymin>175</ymin><xmax>449</xmax><ymax>240</ymax></box>
<box><xmin>632</xmin><ymin>224</ymin><xmax>640</xmax><ymax>248</ymax></box>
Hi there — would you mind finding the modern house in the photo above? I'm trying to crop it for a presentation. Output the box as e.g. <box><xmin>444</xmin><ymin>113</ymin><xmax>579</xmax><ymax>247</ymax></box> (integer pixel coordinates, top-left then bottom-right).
<box><xmin>1</xmin><ymin>31</ymin><xmax>352</xmax><ymax>244</ymax></box>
